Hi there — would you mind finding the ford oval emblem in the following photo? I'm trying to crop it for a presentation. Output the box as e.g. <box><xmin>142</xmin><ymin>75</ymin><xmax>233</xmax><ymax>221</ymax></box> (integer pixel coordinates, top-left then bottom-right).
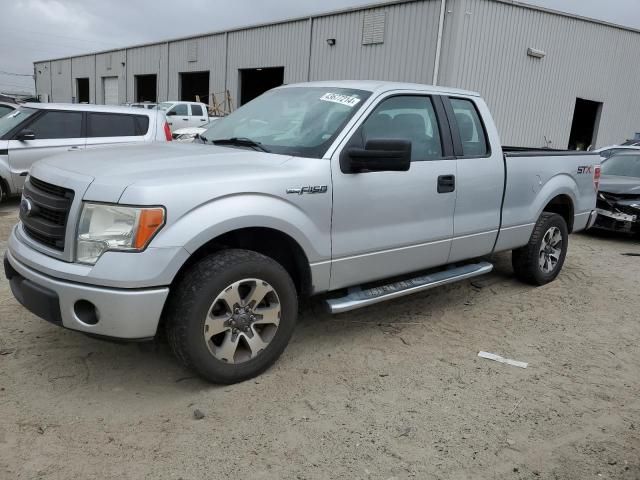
<box><xmin>20</xmin><ymin>197</ymin><xmax>33</xmax><ymax>217</ymax></box>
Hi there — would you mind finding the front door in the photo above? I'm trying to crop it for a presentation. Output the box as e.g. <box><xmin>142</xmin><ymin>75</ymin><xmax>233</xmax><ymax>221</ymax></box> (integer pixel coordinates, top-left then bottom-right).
<box><xmin>330</xmin><ymin>94</ymin><xmax>457</xmax><ymax>290</ymax></box>
<box><xmin>8</xmin><ymin>110</ymin><xmax>85</xmax><ymax>192</ymax></box>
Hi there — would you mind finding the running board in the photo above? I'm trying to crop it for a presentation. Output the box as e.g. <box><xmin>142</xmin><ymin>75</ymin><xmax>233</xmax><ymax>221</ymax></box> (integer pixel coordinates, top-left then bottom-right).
<box><xmin>325</xmin><ymin>261</ymin><xmax>493</xmax><ymax>314</ymax></box>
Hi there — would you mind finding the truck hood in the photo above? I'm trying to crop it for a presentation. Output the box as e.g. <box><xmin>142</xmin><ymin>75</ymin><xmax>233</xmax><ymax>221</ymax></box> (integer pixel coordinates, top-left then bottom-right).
<box><xmin>599</xmin><ymin>175</ymin><xmax>640</xmax><ymax>196</ymax></box>
<box><xmin>31</xmin><ymin>142</ymin><xmax>292</xmax><ymax>203</ymax></box>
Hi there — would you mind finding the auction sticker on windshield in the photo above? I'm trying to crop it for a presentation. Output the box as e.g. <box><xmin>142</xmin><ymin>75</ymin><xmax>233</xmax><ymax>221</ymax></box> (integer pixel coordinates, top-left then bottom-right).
<box><xmin>320</xmin><ymin>93</ymin><xmax>361</xmax><ymax>107</ymax></box>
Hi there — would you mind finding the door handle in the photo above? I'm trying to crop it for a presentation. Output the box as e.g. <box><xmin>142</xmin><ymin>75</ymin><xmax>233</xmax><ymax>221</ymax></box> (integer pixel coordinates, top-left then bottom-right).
<box><xmin>182</xmin><ymin>118</ymin><xmax>189</xmax><ymax>121</ymax></box>
<box><xmin>68</xmin><ymin>146</ymin><xmax>82</xmax><ymax>151</ymax></box>
<box><xmin>437</xmin><ymin>175</ymin><xmax>455</xmax><ymax>193</ymax></box>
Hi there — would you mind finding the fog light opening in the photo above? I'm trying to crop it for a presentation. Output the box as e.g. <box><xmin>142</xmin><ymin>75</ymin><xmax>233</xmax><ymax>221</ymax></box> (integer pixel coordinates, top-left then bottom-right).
<box><xmin>74</xmin><ymin>300</ymin><xmax>99</xmax><ymax>325</ymax></box>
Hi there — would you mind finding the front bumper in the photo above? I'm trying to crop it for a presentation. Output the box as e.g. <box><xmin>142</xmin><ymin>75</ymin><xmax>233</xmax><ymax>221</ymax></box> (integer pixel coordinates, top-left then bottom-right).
<box><xmin>4</xmin><ymin>250</ymin><xmax>169</xmax><ymax>340</ymax></box>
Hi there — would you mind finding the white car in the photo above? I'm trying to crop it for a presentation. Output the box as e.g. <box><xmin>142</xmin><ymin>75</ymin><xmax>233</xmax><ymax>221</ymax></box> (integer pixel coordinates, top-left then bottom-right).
<box><xmin>0</xmin><ymin>103</ymin><xmax>171</xmax><ymax>200</ymax></box>
<box><xmin>594</xmin><ymin>145</ymin><xmax>640</xmax><ymax>161</ymax></box>
<box><xmin>172</xmin><ymin>118</ymin><xmax>220</xmax><ymax>142</ymax></box>
<box><xmin>157</xmin><ymin>101</ymin><xmax>209</xmax><ymax>131</ymax></box>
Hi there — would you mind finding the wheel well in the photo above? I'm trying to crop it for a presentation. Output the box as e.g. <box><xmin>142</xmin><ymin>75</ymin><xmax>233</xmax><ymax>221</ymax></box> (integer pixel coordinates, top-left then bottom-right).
<box><xmin>173</xmin><ymin>227</ymin><xmax>312</xmax><ymax>296</ymax></box>
<box><xmin>543</xmin><ymin>195</ymin><xmax>574</xmax><ymax>232</ymax></box>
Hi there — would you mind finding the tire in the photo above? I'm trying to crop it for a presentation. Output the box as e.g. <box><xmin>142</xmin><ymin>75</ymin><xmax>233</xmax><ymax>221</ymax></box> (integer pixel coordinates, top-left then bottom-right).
<box><xmin>165</xmin><ymin>249</ymin><xmax>298</xmax><ymax>384</ymax></box>
<box><xmin>512</xmin><ymin>212</ymin><xmax>569</xmax><ymax>286</ymax></box>
<box><xmin>0</xmin><ymin>180</ymin><xmax>5</xmax><ymax>203</ymax></box>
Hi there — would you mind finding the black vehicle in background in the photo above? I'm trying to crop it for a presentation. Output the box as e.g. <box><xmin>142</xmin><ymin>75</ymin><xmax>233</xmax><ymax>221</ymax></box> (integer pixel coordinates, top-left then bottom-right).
<box><xmin>593</xmin><ymin>152</ymin><xmax>640</xmax><ymax>235</ymax></box>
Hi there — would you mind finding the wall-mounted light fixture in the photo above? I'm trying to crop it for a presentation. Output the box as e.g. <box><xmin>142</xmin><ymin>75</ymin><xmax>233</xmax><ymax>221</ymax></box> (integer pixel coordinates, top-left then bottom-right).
<box><xmin>527</xmin><ymin>47</ymin><xmax>546</xmax><ymax>59</ymax></box>
<box><xmin>326</xmin><ymin>38</ymin><xmax>336</xmax><ymax>46</ymax></box>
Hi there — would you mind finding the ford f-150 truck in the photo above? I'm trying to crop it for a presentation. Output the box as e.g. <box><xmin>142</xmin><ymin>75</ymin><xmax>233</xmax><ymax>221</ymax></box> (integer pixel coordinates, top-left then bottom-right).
<box><xmin>4</xmin><ymin>81</ymin><xmax>599</xmax><ymax>384</ymax></box>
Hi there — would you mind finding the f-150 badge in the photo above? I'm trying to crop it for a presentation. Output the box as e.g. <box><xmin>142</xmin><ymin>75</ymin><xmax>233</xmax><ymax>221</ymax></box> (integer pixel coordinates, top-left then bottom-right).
<box><xmin>286</xmin><ymin>186</ymin><xmax>328</xmax><ymax>195</ymax></box>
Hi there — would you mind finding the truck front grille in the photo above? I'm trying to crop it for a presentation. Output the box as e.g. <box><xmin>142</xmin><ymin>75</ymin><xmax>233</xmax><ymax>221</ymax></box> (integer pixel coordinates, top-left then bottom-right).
<box><xmin>21</xmin><ymin>177</ymin><xmax>74</xmax><ymax>251</ymax></box>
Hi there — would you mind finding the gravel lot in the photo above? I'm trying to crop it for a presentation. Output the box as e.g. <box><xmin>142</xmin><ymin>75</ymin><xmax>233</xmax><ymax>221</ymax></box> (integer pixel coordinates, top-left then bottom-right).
<box><xmin>0</xmin><ymin>198</ymin><xmax>638</xmax><ymax>480</ymax></box>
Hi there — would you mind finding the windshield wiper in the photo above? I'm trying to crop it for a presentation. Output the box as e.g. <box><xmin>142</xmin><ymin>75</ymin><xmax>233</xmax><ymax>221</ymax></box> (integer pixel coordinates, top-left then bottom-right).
<box><xmin>211</xmin><ymin>137</ymin><xmax>270</xmax><ymax>153</ymax></box>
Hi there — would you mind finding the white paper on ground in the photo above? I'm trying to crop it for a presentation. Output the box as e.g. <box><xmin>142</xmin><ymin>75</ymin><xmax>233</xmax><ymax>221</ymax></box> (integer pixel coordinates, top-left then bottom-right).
<box><xmin>478</xmin><ymin>351</ymin><xmax>528</xmax><ymax>368</ymax></box>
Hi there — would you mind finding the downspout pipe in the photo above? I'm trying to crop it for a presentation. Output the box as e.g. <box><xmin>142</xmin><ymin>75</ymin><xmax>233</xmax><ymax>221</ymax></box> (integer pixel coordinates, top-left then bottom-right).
<box><xmin>432</xmin><ymin>0</ymin><xmax>447</xmax><ymax>86</ymax></box>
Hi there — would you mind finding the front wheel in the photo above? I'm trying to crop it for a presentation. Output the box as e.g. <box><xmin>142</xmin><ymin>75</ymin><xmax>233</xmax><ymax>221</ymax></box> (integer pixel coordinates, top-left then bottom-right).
<box><xmin>512</xmin><ymin>212</ymin><xmax>569</xmax><ymax>286</ymax></box>
<box><xmin>165</xmin><ymin>249</ymin><xmax>298</xmax><ymax>384</ymax></box>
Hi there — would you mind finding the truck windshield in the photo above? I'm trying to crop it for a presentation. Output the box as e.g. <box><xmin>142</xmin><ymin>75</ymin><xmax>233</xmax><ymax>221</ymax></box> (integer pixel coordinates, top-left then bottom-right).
<box><xmin>602</xmin><ymin>154</ymin><xmax>640</xmax><ymax>178</ymax></box>
<box><xmin>200</xmin><ymin>87</ymin><xmax>371</xmax><ymax>158</ymax></box>
<box><xmin>0</xmin><ymin>107</ymin><xmax>36</xmax><ymax>137</ymax></box>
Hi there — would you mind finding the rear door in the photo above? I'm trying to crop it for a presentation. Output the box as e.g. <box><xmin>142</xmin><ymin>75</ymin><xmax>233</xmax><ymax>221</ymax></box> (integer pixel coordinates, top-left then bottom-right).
<box><xmin>330</xmin><ymin>93</ymin><xmax>457</xmax><ymax>289</ymax></box>
<box><xmin>7</xmin><ymin>110</ymin><xmax>85</xmax><ymax>192</ymax></box>
<box><xmin>189</xmin><ymin>103</ymin><xmax>209</xmax><ymax>128</ymax></box>
<box><xmin>85</xmin><ymin>112</ymin><xmax>151</xmax><ymax>149</ymax></box>
<box><xmin>442</xmin><ymin>96</ymin><xmax>505</xmax><ymax>262</ymax></box>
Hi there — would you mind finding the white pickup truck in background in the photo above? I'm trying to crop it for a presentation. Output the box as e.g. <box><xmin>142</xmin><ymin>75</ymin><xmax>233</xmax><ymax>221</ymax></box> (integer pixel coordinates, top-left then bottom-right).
<box><xmin>157</xmin><ymin>101</ymin><xmax>210</xmax><ymax>131</ymax></box>
<box><xmin>5</xmin><ymin>81</ymin><xmax>599</xmax><ymax>384</ymax></box>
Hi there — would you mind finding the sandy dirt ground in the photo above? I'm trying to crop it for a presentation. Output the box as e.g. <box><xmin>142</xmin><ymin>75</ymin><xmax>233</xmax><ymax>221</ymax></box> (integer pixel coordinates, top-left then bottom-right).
<box><xmin>0</xmin><ymin>198</ymin><xmax>638</xmax><ymax>480</ymax></box>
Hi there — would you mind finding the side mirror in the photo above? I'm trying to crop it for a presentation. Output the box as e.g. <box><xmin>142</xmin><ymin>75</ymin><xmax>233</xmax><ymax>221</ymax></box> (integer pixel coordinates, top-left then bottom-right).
<box><xmin>16</xmin><ymin>129</ymin><xmax>36</xmax><ymax>141</ymax></box>
<box><xmin>166</xmin><ymin>110</ymin><xmax>176</xmax><ymax>116</ymax></box>
<box><xmin>344</xmin><ymin>139</ymin><xmax>411</xmax><ymax>173</ymax></box>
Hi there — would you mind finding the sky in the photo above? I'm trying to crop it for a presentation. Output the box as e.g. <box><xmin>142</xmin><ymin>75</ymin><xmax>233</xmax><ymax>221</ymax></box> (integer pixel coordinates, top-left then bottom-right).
<box><xmin>1</xmin><ymin>0</ymin><xmax>639</xmax><ymax>94</ymax></box>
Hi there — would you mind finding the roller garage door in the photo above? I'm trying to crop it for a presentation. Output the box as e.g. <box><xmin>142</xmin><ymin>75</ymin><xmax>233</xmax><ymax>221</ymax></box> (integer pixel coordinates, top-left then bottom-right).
<box><xmin>103</xmin><ymin>77</ymin><xmax>118</xmax><ymax>105</ymax></box>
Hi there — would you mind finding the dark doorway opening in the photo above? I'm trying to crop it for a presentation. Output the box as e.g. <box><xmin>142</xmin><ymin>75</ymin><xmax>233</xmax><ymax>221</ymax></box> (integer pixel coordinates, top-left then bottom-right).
<box><xmin>76</xmin><ymin>78</ymin><xmax>90</xmax><ymax>103</ymax></box>
<box><xmin>135</xmin><ymin>74</ymin><xmax>157</xmax><ymax>102</ymax></box>
<box><xmin>568</xmin><ymin>98</ymin><xmax>602</xmax><ymax>150</ymax></box>
<box><xmin>180</xmin><ymin>71</ymin><xmax>209</xmax><ymax>102</ymax></box>
<box><xmin>239</xmin><ymin>67</ymin><xmax>284</xmax><ymax>105</ymax></box>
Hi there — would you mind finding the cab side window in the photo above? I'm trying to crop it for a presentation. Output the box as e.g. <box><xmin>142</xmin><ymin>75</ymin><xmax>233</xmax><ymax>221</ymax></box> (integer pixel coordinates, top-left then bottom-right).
<box><xmin>360</xmin><ymin>95</ymin><xmax>443</xmax><ymax>161</ymax></box>
<box><xmin>450</xmin><ymin>98</ymin><xmax>489</xmax><ymax>157</ymax></box>
<box><xmin>26</xmin><ymin>111</ymin><xmax>83</xmax><ymax>139</ymax></box>
<box><xmin>171</xmin><ymin>104</ymin><xmax>188</xmax><ymax>116</ymax></box>
<box><xmin>191</xmin><ymin>104</ymin><xmax>203</xmax><ymax>116</ymax></box>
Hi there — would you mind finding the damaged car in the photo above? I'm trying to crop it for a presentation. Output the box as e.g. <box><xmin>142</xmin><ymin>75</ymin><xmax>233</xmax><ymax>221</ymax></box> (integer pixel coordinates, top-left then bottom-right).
<box><xmin>593</xmin><ymin>152</ymin><xmax>640</xmax><ymax>235</ymax></box>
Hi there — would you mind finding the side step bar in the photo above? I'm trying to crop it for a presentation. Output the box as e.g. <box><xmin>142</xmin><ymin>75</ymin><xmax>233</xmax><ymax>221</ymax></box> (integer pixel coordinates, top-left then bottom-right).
<box><xmin>325</xmin><ymin>261</ymin><xmax>493</xmax><ymax>314</ymax></box>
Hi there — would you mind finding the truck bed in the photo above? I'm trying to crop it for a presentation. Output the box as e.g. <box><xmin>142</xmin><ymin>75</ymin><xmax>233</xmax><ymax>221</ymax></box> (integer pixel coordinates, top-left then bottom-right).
<box><xmin>494</xmin><ymin>148</ymin><xmax>599</xmax><ymax>252</ymax></box>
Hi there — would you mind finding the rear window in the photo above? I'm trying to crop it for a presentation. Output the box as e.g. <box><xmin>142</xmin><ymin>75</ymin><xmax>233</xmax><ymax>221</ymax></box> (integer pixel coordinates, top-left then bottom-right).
<box><xmin>87</xmin><ymin>112</ymin><xmax>149</xmax><ymax>137</ymax></box>
<box><xmin>191</xmin><ymin>104</ymin><xmax>203</xmax><ymax>116</ymax></box>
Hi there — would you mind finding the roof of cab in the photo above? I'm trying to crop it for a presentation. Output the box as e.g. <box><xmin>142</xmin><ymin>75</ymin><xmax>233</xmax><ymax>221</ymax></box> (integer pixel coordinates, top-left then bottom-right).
<box><xmin>22</xmin><ymin>103</ymin><xmax>159</xmax><ymax>114</ymax></box>
<box><xmin>280</xmin><ymin>80</ymin><xmax>481</xmax><ymax>97</ymax></box>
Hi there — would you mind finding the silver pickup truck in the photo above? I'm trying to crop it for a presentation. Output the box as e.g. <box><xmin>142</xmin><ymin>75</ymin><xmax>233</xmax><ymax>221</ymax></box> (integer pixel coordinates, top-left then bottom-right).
<box><xmin>4</xmin><ymin>81</ymin><xmax>599</xmax><ymax>384</ymax></box>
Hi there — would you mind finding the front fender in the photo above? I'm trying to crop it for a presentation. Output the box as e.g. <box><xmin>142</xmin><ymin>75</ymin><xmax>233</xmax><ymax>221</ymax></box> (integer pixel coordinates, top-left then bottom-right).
<box><xmin>151</xmin><ymin>193</ymin><xmax>330</xmax><ymax>264</ymax></box>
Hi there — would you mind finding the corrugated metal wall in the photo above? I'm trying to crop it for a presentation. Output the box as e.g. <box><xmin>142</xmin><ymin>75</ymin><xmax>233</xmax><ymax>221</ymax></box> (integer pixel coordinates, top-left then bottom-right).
<box><xmin>51</xmin><ymin>59</ymin><xmax>72</xmax><ymax>102</ymax></box>
<box><xmin>226</xmin><ymin>20</ymin><xmax>311</xmax><ymax>104</ymax></box>
<box><xmin>168</xmin><ymin>34</ymin><xmax>226</xmax><ymax>101</ymax></box>
<box><xmin>31</xmin><ymin>0</ymin><xmax>640</xmax><ymax>148</ymax></box>
<box><xmin>439</xmin><ymin>0</ymin><xmax>640</xmax><ymax>148</ymax></box>
<box><xmin>33</xmin><ymin>62</ymin><xmax>51</xmax><ymax>102</ymax></box>
<box><xmin>309</xmin><ymin>1</ymin><xmax>441</xmax><ymax>83</ymax></box>
<box><xmin>71</xmin><ymin>55</ymin><xmax>96</xmax><ymax>103</ymax></box>
<box><xmin>95</xmin><ymin>50</ymin><xmax>126</xmax><ymax>104</ymax></box>
<box><xmin>126</xmin><ymin>43</ymin><xmax>169</xmax><ymax>103</ymax></box>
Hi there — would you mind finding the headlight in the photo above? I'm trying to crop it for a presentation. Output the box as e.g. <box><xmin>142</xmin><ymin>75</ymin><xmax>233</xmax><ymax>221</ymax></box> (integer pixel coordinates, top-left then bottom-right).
<box><xmin>76</xmin><ymin>203</ymin><xmax>165</xmax><ymax>264</ymax></box>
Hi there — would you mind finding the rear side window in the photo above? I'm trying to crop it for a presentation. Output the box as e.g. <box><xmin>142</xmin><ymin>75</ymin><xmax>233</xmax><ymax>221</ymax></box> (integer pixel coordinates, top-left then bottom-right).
<box><xmin>27</xmin><ymin>111</ymin><xmax>83</xmax><ymax>139</ymax></box>
<box><xmin>450</xmin><ymin>98</ymin><xmax>488</xmax><ymax>157</ymax></box>
<box><xmin>87</xmin><ymin>113</ymin><xmax>149</xmax><ymax>137</ymax></box>
<box><xmin>191</xmin><ymin>104</ymin><xmax>203</xmax><ymax>116</ymax></box>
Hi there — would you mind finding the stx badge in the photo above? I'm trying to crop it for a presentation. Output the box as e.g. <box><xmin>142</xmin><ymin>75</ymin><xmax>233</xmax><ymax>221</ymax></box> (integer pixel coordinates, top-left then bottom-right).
<box><xmin>577</xmin><ymin>166</ymin><xmax>593</xmax><ymax>174</ymax></box>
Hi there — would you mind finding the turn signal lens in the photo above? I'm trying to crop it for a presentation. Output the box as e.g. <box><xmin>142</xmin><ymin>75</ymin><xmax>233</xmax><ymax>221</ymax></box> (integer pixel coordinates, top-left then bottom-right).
<box><xmin>134</xmin><ymin>208</ymin><xmax>165</xmax><ymax>249</ymax></box>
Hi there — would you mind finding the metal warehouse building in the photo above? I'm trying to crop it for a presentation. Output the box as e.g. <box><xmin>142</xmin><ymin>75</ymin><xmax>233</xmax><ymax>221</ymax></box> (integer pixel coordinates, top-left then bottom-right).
<box><xmin>33</xmin><ymin>0</ymin><xmax>640</xmax><ymax>149</ymax></box>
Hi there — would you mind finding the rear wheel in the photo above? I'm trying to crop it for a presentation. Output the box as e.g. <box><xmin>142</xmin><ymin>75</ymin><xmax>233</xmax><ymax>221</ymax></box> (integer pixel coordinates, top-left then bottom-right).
<box><xmin>165</xmin><ymin>249</ymin><xmax>298</xmax><ymax>384</ymax></box>
<box><xmin>512</xmin><ymin>212</ymin><xmax>569</xmax><ymax>285</ymax></box>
